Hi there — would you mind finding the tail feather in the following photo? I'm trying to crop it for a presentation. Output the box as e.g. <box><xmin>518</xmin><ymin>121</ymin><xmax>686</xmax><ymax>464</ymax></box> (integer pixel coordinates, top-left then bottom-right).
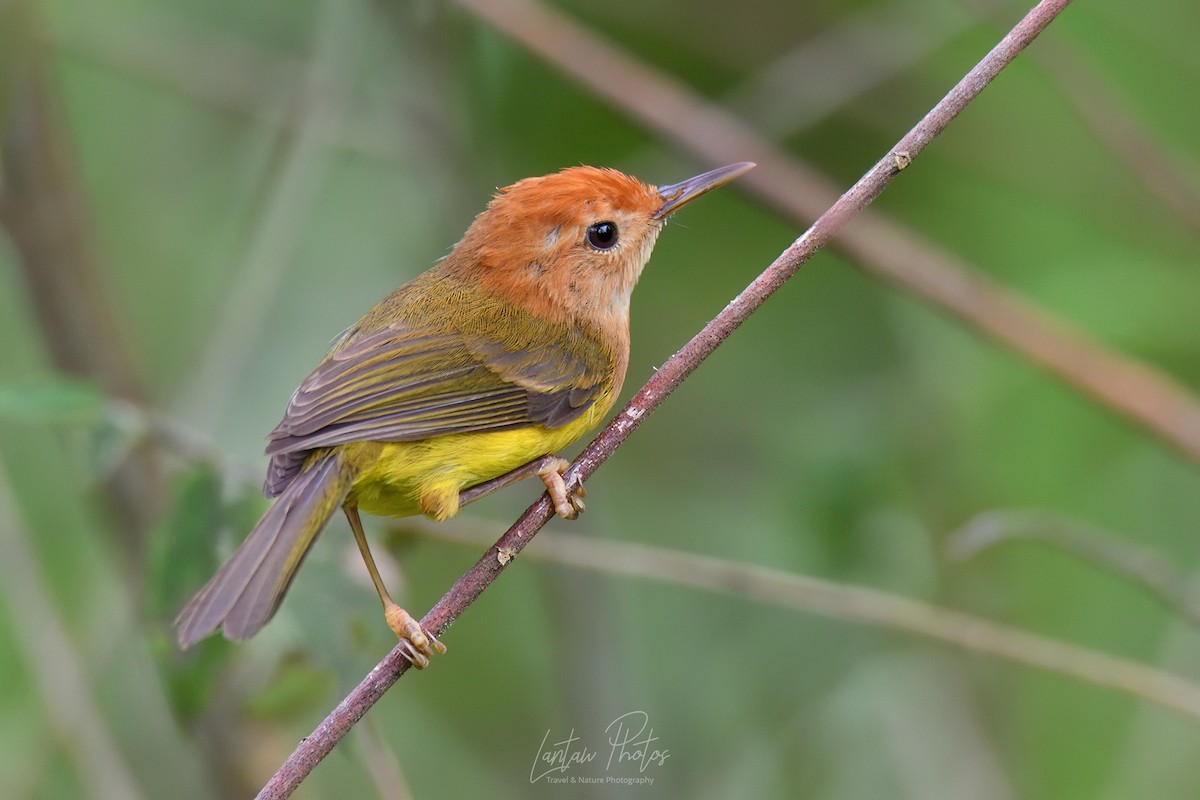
<box><xmin>175</xmin><ymin>450</ymin><xmax>354</xmax><ymax>648</ymax></box>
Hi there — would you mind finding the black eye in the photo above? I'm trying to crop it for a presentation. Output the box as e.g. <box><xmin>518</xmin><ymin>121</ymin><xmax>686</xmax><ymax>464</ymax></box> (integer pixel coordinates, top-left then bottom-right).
<box><xmin>585</xmin><ymin>221</ymin><xmax>619</xmax><ymax>250</ymax></box>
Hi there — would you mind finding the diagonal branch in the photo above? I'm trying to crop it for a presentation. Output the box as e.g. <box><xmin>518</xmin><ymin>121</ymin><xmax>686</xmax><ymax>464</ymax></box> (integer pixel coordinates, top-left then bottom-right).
<box><xmin>255</xmin><ymin>1</ymin><xmax>1075</xmax><ymax>796</ymax></box>
<box><xmin>409</xmin><ymin>518</ymin><xmax>1200</xmax><ymax>720</ymax></box>
<box><xmin>456</xmin><ymin>0</ymin><xmax>1200</xmax><ymax>465</ymax></box>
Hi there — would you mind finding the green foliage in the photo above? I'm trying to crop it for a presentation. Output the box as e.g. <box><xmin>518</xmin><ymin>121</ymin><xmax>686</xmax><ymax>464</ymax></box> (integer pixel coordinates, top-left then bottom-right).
<box><xmin>0</xmin><ymin>378</ymin><xmax>107</xmax><ymax>424</ymax></box>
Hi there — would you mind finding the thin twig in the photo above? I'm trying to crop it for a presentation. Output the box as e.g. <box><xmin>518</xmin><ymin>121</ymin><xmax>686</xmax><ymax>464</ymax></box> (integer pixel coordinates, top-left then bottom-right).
<box><xmin>455</xmin><ymin>0</ymin><xmax>1200</xmax><ymax>465</ymax></box>
<box><xmin>256</xmin><ymin>2</ymin><xmax>1074</xmax><ymax>796</ymax></box>
<box><xmin>403</xmin><ymin>518</ymin><xmax>1200</xmax><ymax>720</ymax></box>
<box><xmin>948</xmin><ymin>509</ymin><xmax>1200</xmax><ymax>626</ymax></box>
<box><xmin>1030</xmin><ymin>36</ymin><xmax>1200</xmax><ymax>235</ymax></box>
<box><xmin>726</xmin><ymin>0</ymin><xmax>987</xmax><ymax>137</ymax></box>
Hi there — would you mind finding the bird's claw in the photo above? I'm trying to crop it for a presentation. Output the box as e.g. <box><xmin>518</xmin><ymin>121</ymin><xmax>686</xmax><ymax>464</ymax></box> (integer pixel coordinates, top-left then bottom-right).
<box><xmin>538</xmin><ymin>458</ymin><xmax>585</xmax><ymax>519</ymax></box>
<box><xmin>384</xmin><ymin>602</ymin><xmax>446</xmax><ymax>669</ymax></box>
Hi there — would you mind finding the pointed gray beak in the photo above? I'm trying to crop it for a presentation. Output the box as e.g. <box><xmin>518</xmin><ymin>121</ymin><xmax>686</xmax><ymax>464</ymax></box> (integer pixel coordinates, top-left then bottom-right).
<box><xmin>652</xmin><ymin>161</ymin><xmax>756</xmax><ymax>220</ymax></box>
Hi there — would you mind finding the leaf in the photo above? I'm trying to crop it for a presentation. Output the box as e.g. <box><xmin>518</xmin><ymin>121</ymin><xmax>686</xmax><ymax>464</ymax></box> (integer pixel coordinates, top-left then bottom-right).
<box><xmin>0</xmin><ymin>378</ymin><xmax>107</xmax><ymax>423</ymax></box>
<box><xmin>148</xmin><ymin>465</ymin><xmax>269</xmax><ymax>722</ymax></box>
<box><xmin>145</xmin><ymin>465</ymin><xmax>226</xmax><ymax>621</ymax></box>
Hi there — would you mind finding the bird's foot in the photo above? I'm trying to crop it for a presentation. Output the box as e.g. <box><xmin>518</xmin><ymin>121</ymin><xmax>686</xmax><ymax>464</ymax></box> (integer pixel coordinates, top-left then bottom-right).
<box><xmin>383</xmin><ymin>601</ymin><xmax>446</xmax><ymax>669</ymax></box>
<box><xmin>537</xmin><ymin>457</ymin><xmax>586</xmax><ymax>519</ymax></box>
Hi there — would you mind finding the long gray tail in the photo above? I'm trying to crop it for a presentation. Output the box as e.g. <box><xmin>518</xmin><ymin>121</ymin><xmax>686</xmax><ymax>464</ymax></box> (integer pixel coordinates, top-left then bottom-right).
<box><xmin>175</xmin><ymin>450</ymin><xmax>354</xmax><ymax>648</ymax></box>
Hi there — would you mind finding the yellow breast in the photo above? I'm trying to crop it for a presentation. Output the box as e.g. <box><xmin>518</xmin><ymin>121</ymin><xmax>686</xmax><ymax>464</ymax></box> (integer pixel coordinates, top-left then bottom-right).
<box><xmin>346</xmin><ymin>389</ymin><xmax>613</xmax><ymax>521</ymax></box>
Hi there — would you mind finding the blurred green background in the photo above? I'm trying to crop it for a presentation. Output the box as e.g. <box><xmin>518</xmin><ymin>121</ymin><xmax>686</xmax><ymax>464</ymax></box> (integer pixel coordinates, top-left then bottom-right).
<box><xmin>2</xmin><ymin>0</ymin><xmax>1199</xmax><ymax>797</ymax></box>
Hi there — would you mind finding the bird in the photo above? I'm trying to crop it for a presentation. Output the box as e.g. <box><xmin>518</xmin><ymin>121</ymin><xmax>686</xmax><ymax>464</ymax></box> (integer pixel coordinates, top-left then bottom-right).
<box><xmin>175</xmin><ymin>161</ymin><xmax>755</xmax><ymax>666</ymax></box>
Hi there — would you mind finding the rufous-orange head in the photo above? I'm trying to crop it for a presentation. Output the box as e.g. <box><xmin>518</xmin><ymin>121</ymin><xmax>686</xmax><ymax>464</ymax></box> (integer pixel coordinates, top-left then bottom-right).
<box><xmin>449</xmin><ymin>163</ymin><xmax>754</xmax><ymax>329</ymax></box>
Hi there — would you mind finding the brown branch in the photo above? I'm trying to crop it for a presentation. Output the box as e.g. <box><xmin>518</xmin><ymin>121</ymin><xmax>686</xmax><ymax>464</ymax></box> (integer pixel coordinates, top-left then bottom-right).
<box><xmin>404</xmin><ymin>518</ymin><xmax>1200</xmax><ymax>720</ymax></box>
<box><xmin>256</xmin><ymin>2</ymin><xmax>1074</xmax><ymax>796</ymax></box>
<box><xmin>455</xmin><ymin>0</ymin><xmax>1200</xmax><ymax>465</ymax></box>
<box><xmin>725</xmin><ymin>0</ymin><xmax>982</xmax><ymax>136</ymax></box>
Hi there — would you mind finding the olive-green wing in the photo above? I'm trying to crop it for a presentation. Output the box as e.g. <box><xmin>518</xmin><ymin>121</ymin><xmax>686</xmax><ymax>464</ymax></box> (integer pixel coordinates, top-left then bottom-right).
<box><xmin>262</xmin><ymin>324</ymin><xmax>608</xmax><ymax>496</ymax></box>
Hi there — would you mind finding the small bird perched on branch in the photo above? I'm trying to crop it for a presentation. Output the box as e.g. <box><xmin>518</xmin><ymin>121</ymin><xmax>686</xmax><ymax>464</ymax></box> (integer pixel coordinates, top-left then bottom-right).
<box><xmin>175</xmin><ymin>161</ymin><xmax>755</xmax><ymax>665</ymax></box>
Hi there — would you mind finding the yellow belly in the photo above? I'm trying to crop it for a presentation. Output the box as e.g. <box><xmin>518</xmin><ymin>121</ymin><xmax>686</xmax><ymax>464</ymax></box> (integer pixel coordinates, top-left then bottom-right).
<box><xmin>346</xmin><ymin>399</ymin><xmax>609</xmax><ymax>521</ymax></box>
